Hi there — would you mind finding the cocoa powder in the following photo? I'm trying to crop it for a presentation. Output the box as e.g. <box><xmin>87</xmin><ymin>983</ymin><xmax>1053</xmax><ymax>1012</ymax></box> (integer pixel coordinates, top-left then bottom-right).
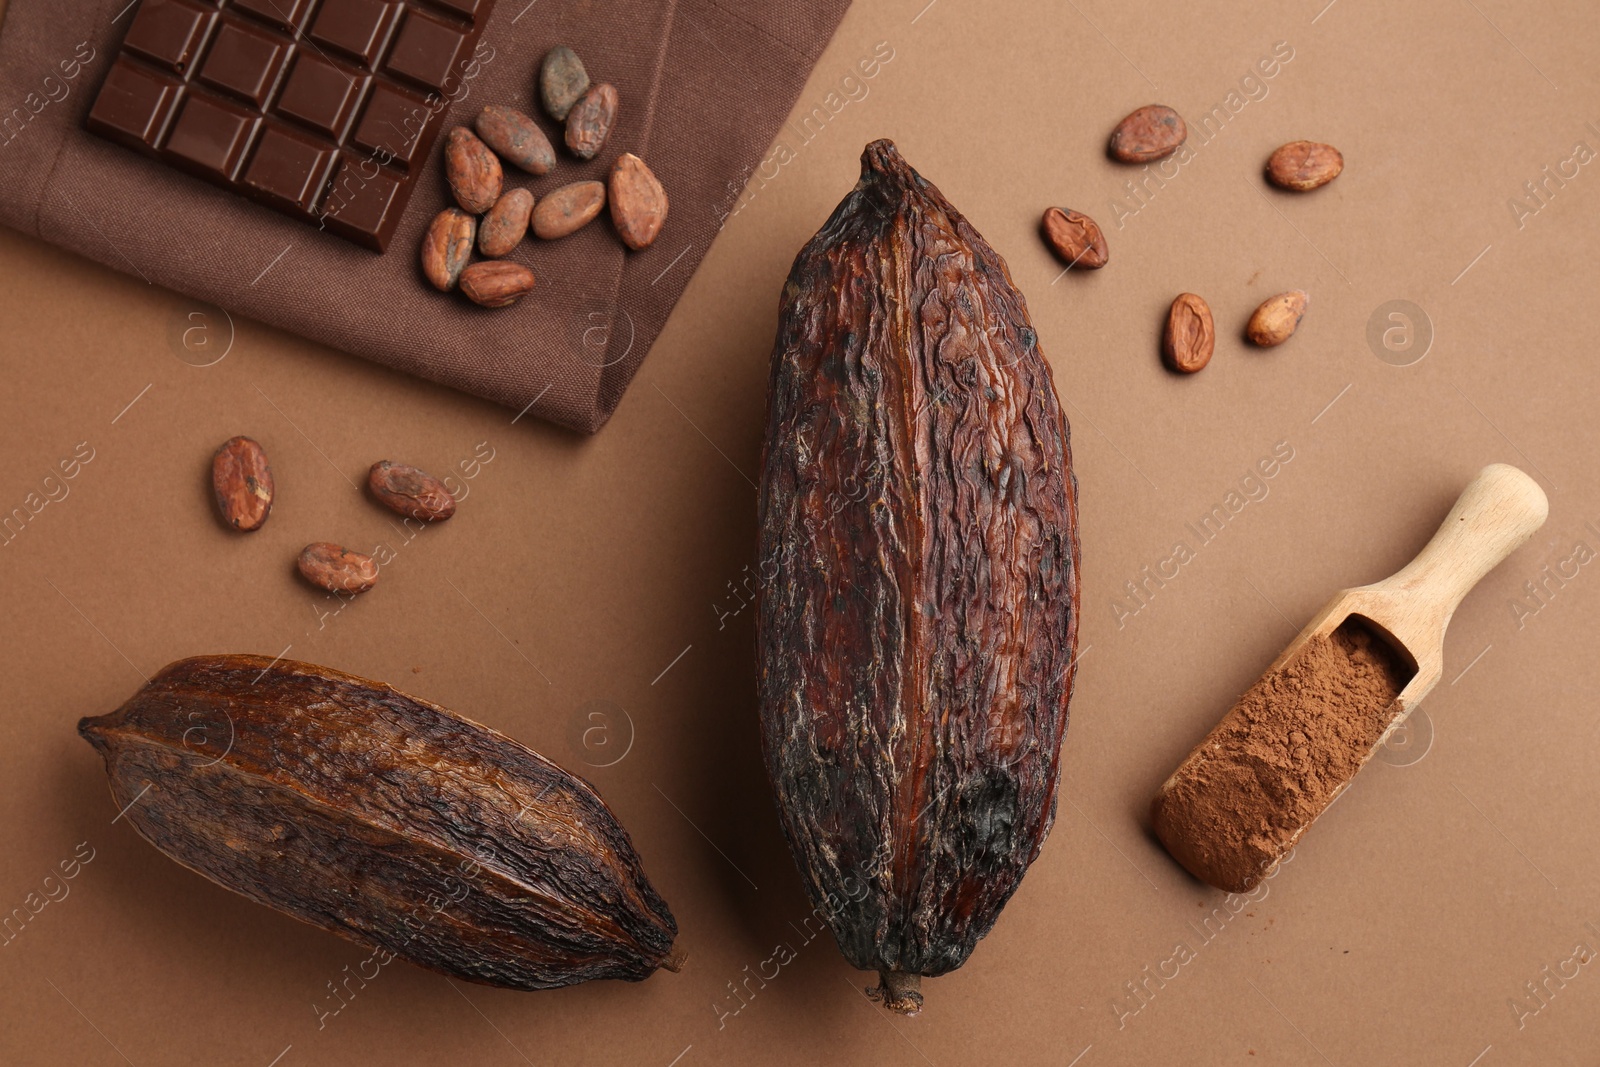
<box><xmin>1151</xmin><ymin>616</ymin><xmax>1413</xmax><ymax>892</ymax></box>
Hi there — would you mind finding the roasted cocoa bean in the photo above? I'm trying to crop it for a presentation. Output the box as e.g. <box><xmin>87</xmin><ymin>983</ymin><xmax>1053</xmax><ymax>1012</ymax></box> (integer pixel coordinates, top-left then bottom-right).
<box><xmin>1265</xmin><ymin>141</ymin><xmax>1343</xmax><ymax>191</ymax></box>
<box><xmin>478</xmin><ymin>189</ymin><xmax>534</xmax><ymax>258</ymax></box>
<box><xmin>1040</xmin><ymin>206</ymin><xmax>1108</xmax><ymax>269</ymax></box>
<box><xmin>608</xmin><ymin>153</ymin><xmax>667</xmax><ymax>251</ymax></box>
<box><xmin>368</xmin><ymin>460</ymin><xmax>457</xmax><ymax>521</ymax></box>
<box><xmin>79</xmin><ymin>655</ymin><xmax>680</xmax><ymax>988</ymax></box>
<box><xmin>757</xmin><ymin>140</ymin><xmax>1080</xmax><ymax>1015</ymax></box>
<box><xmin>474</xmin><ymin>105</ymin><xmax>555</xmax><ymax>176</ymax></box>
<box><xmin>211</xmin><ymin>436</ymin><xmax>273</xmax><ymax>532</ymax></box>
<box><xmin>444</xmin><ymin>126</ymin><xmax>502</xmax><ymax>214</ymax></box>
<box><xmin>297</xmin><ymin>543</ymin><xmax>379</xmax><ymax>593</ymax></box>
<box><xmin>459</xmin><ymin>261</ymin><xmax>536</xmax><ymax>307</ymax></box>
<box><xmin>1246</xmin><ymin>290</ymin><xmax>1309</xmax><ymax>347</ymax></box>
<box><xmin>532</xmin><ymin>181</ymin><xmax>605</xmax><ymax>240</ymax></box>
<box><xmin>1108</xmin><ymin>104</ymin><xmax>1187</xmax><ymax>163</ymax></box>
<box><xmin>420</xmin><ymin>207</ymin><xmax>476</xmax><ymax>291</ymax></box>
<box><xmin>1163</xmin><ymin>292</ymin><xmax>1215</xmax><ymax>373</ymax></box>
<box><xmin>564</xmin><ymin>83</ymin><xmax>617</xmax><ymax>160</ymax></box>
<box><xmin>539</xmin><ymin>45</ymin><xmax>590</xmax><ymax>121</ymax></box>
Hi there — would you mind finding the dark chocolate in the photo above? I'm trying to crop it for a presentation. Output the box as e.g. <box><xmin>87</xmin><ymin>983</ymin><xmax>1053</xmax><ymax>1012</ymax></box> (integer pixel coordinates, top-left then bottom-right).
<box><xmin>85</xmin><ymin>0</ymin><xmax>495</xmax><ymax>251</ymax></box>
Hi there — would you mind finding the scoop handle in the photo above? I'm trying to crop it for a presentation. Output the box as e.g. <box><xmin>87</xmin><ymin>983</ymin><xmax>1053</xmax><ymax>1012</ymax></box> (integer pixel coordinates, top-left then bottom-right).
<box><xmin>1378</xmin><ymin>464</ymin><xmax>1548</xmax><ymax>624</ymax></box>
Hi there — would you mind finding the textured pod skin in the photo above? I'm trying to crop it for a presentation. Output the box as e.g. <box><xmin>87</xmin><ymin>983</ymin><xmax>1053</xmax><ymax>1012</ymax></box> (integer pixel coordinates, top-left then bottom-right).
<box><xmin>756</xmin><ymin>140</ymin><xmax>1080</xmax><ymax>1014</ymax></box>
<box><xmin>79</xmin><ymin>656</ymin><xmax>679</xmax><ymax>989</ymax></box>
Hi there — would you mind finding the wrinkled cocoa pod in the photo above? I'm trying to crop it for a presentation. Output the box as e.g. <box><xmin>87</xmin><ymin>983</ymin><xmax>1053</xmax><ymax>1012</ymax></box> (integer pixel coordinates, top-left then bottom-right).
<box><xmin>608</xmin><ymin>152</ymin><xmax>667</xmax><ymax>251</ymax></box>
<box><xmin>1265</xmin><ymin>141</ymin><xmax>1343</xmax><ymax>191</ymax></box>
<box><xmin>420</xmin><ymin>208</ymin><xmax>476</xmax><ymax>291</ymax></box>
<box><xmin>444</xmin><ymin>126</ymin><xmax>503</xmax><ymax>214</ymax></box>
<box><xmin>756</xmin><ymin>140</ymin><xmax>1080</xmax><ymax>1015</ymax></box>
<box><xmin>297</xmin><ymin>542</ymin><xmax>379</xmax><ymax>593</ymax></box>
<box><xmin>1163</xmin><ymin>292</ymin><xmax>1214</xmax><ymax>373</ymax></box>
<box><xmin>478</xmin><ymin>189</ymin><xmax>535</xmax><ymax>258</ymax></box>
<box><xmin>79</xmin><ymin>655</ymin><xmax>680</xmax><ymax>988</ymax></box>
<box><xmin>459</xmin><ymin>261</ymin><xmax>536</xmax><ymax>307</ymax></box>
<box><xmin>1040</xmin><ymin>206</ymin><xmax>1108</xmax><ymax>269</ymax></box>
<box><xmin>1246</xmin><ymin>290</ymin><xmax>1309</xmax><ymax>347</ymax></box>
<box><xmin>369</xmin><ymin>460</ymin><xmax>457</xmax><ymax>521</ymax></box>
<box><xmin>532</xmin><ymin>181</ymin><xmax>606</xmax><ymax>239</ymax></box>
<box><xmin>1108</xmin><ymin>104</ymin><xmax>1187</xmax><ymax>163</ymax></box>
<box><xmin>211</xmin><ymin>436</ymin><xmax>273</xmax><ymax>531</ymax></box>
<box><xmin>564</xmin><ymin>83</ymin><xmax>617</xmax><ymax>160</ymax></box>
<box><xmin>474</xmin><ymin>106</ymin><xmax>555</xmax><ymax>176</ymax></box>
<box><xmin>540</xmin><ymin>45</ymin><xmax>590</xmax><ymax>121</ymax></box>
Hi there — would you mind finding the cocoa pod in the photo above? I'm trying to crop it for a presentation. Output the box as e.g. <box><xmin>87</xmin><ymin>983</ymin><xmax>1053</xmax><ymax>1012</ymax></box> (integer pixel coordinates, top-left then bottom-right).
<box><xmin>297</xmin><ymin>542</ymin><xmax>379</xmax><ymax>593</ymax></box>
<box><xmin>1040</xmin><ymin>206</ymin><xmax>1108</xmax><ymax>269</ymax></box>
<box><xmin>608</xmin><ymin>152</ymin><xmax>667</xmax><ymax>251</ymax></box>
<box><xmin>539</xmin><ymin>45</ymin><xmax>590</xmax><ymax>121</ymax></box>
<box><xmin>211</xmin><ymin>436</ymin><xmax>273</xmax><ymax>531</ymax></box>
<box><xmin>1108</xmin><ymin>104</ymin><xmax>1186</xmax><ymax>163</ymax></box>
<box><xmin>1163</xmin><ymin>292</ymin><xmax>1214</xmax><ymax>373</ymax></box>
<box><xmin>459</xmin><ymin>261</ymin><xmax>536</xmax><ymax>307</ymax></box>
<box><xmin>78</xmin><ymin>655</ymin><xmax>680</xmax><ymax>988</ymax></box>
<box><xmin>756</xmin><ymin>140</ymin><xmax>1080</xmax><ymax>1015</ymax></box>
<box><xmin>1246</xmin><ymin>290</ymin><xmax>1309</xmax><ymax>347</ymax></box>
<box><xmin>420</xmin><ymin>208</ymin><xmax>476</xmax><ymax>291</ymax></box>
<box><xmin>564</xmin><ymin>82</ymin><xmax>617</xmax><ymax>160</ymax></box>
<box><xmin>1265</xmin><ymin>141</ymin><xmax>1343</xmax><ymax>191</ymax></box>
<box><xmin>474</xmin><ymin>105</ymin><xmax>555</xmax><ymax>176</ymax></box>
<box><xmin>478</xmin><ymin>189</ymin><xmax>534</xmax><ymax>258</ymax></box>
<box><xmin>368</xmin><ymin>460</ymin><xmax>456</xmax><ymax>521</ymax></box>
<box><xmin>532</xmin><ymin>181</ymin><xmax>605</xmax><ymax>240</ymax></box>
<box><xmin>444</xmin><ymin>126</ymin><xmax>502</xmax><ymax>214</ymax></box>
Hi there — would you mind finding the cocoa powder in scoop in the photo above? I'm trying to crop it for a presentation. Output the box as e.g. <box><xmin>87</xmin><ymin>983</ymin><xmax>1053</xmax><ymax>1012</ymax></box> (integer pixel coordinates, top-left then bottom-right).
<box><xmin>1152</xmin><ymin>616</ymin><xmax>1413</xmax><ymax>892</ymax></box>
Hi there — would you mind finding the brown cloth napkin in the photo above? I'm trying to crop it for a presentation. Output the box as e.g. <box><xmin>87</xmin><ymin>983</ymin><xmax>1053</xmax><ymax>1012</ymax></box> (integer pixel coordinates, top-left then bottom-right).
<box><xmin>0</xmin><ymin>0</ymin><xmax>853</xmax><ymax>432</ymax></box>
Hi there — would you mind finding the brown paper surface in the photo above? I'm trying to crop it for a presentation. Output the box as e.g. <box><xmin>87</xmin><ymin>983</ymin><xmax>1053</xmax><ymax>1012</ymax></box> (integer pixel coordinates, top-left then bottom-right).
<box><xmin>5</xmin><ymin>0</ymin><xmax>1600</xmax><ymax>1063</ymax></box>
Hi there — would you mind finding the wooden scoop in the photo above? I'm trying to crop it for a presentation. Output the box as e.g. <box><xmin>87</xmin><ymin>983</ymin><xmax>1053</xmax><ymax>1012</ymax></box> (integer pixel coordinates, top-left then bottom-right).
<box><xmin>1151</xmin><ymin>464</ymin><xmax>1548</xmax><ymax>892</ymax></box>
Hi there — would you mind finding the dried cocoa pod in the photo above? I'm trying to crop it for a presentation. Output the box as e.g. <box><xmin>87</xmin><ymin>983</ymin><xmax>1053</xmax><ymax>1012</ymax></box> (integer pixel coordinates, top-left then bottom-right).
<box><xmin>478</xmin><ymin>189</ymin><xmax>534</xmax><ymax>258</ymax></box>
<box><xmin>532</xmin><ymin>181</ymin><xmax>606</xmax><ymax>240</ymax></box>
<box><xmin>564</xmin><ymin>83</ymin><xmax>617</xmax><ymax>160</ymax></box>
<box><xmin>444</xmin><ymin>126</ymin><xmax>503</xmax><ymax>214</ymax></box>
<box><xmin>474</xmin><ymin>105</ymin><xmax>555</xmax><ymax>176</ymax></box>
<box><xmin>420</xmin><ymin>208</ymin><xmax>476</xmax><ymax>291</ymax></box>
<box><xmin>756</xmin><ymin>140</ymin><xmax>1080</xmax><ymax>1015</ymax></box>
<box><xmin>459</xmin><ymin>261</ymin><xmax>536</xmax><ymax>307</ymax></box>
<box><xmin>78</xmin><ymin>655</ymin><xmax>680</xmax><ymax>989</ymax></box>
<box><xmin>369</xmin><ymin>460</ymin><xmax>457</xmax><ymax>521</ymax></box>
<box><xmin>211</xmin><ymin>436</ymin><xmax>273</xmax><ymax>531</ymax></box>
<box><xmin>608</xmin><ymin>152</ymin><xmax>667</xmax><ymax>251</ymax></box>
<box><xmin>297</xmin><ymin>542</ymin><xmax>379</xmax><ymax>593</ymax></box>
<box><xmin>539</xmin><ymin>45</ymin><xmax>590</xmax><ymax>121</ymax></box>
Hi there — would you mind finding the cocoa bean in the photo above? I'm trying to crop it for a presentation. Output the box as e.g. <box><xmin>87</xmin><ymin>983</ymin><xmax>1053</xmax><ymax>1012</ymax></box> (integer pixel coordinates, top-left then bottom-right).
<box><xmin>608</xmin><ymin>153</ymin><xmax>667</xmax><ymax>251</ymax></box>
<box><xmin>1246</xmin><ymin>290</ymin><xmax>1309</xmax><ymax>346</ymax></box>
<box><xmin>444</xmin><ymin>126</ymin><xmax>502</xmax><ymax>214</ymax></box>
<box><xmin>78</xmin><ymin>655</ymin><xmax>680</xmax><ymax>988</ymax></box>
<box><xmin>459</xmin><ymin>261</ymin><xmax>536</xmax><ymax>307</ymax></box>
<box><xmin>564</xmin><ymin>83</ymin><xmax>617</xmax><ymax>161</ymax></box>
<box><xmin>532</xmin><ymin>181</ymin><xmax>605</xmax><ymax>240</ymax></box>
<box><xmin>757</xmin><ymin>140</ymin><xmax>1080</xmax><ymax>1015</ymax></box>
<box><xmin>297</xmin><ymin>543</ymin><xmax>379</xmax><ymax>594</ymax></box>
<box><xmin>1163</xmin><ymin>293</ymin><xmax>1215</xmax><ymax>373</ymax></box>
<box><xmin>1108</xmin><ymin>104</ymin><xmax>1187</xmax><ymax>163</ymax></box>
<box><xmin>1040</xmin><ymin>207</ymin><xmax>1108</xmax><ymax>269</ymax></box>
<box><xmin>473</xmin><ymin>105</ymin><xmax>555</xmax><ymax>176</ymax></box>
<box><xmin>1265</xmin><ymin>141</ymin><xmax>1343</xmax><ymax>191</ymax></box>
<box><xmin>539</xmin><ymin>45</ymin><xmax>590</xmax><ymax>122</ymax></box>
<box><xmin>478</xmin><ymin>189</ymin><xmax>534</xmax><ymax>258</ymax></box>
<box><xmin>419</xmin><ymin>208</ymin><xmax>475</xmax><ymax>291</ymax></box>
<box><xmin>211</xmin><ymin>436</ymin><xmax>273</xmax><ymax>532</ymax></box>
<box><xmin>368</xmin><ymin>461</ymin><xmax>457</xmax><ymax>521</ymax></box>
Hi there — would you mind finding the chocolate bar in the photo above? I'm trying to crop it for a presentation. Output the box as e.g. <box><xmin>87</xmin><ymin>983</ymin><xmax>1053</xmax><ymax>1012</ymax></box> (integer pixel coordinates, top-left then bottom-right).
<box><xmin>85</xmin><ymin>0</ymin><xmax>494</xmax><ymax>250</ymax></box>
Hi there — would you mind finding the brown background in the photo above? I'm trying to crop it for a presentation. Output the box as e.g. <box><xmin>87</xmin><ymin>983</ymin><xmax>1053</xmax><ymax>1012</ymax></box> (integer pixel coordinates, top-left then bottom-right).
<box><xmin>4</xmin><ymin>0</ymin><xmax>1599</xmax><ymax>1064</ymax></box>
